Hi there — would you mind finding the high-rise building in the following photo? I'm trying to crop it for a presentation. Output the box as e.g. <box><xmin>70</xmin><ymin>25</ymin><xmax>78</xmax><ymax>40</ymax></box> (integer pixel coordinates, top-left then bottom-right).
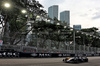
<box><xmin>60</xmin><ymin>11</ymin><xmax>70</xmax><ymax>26</ymax></box>
<box><xmin>48</xmin><ymin>5</ymin><xmax>58</xmax><ymax>20</ymax></box>
<box><xmin>73</xmin><ymin>25</ymin><xmax>81</xmax><ymax>30</ymax></box>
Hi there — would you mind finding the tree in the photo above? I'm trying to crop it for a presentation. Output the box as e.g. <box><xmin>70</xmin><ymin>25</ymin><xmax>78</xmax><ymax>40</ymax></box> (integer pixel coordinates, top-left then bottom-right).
<box><xmin>0</xmin><ymin>0</ymin><xmax>27</xmax><ymax>44</ymax></box>
<box><xmin>0</xmin><ymin>0</ymin><xmax>44</xmax><ymax>45</ymax></box>
<box><xmin>75</xmin><ymin>27</ymin><xmax>100</xmax><ymax>47</ymax></box>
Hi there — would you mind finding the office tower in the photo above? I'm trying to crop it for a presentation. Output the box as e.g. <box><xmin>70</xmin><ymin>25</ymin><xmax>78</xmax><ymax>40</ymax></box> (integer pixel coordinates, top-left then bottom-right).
<box><xmin>73</xmin><ymin>25</ymin><xmax>81</xmax><ymax>30</ymax></box>
<box><xmin>60</xmin><ymin>11</ymin><xmax>70</xmax><ymax>26</ymax></box>
<box><xmin>48</xmin><ymin>5</ymin><xmax>58</xmax><ymax>23</ymax></box>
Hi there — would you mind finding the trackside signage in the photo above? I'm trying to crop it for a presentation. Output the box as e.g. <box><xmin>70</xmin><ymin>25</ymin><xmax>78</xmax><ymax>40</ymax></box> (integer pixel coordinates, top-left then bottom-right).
<box><xmin>0</xmin><ymin>52</ymin><xmax>19</xmax><ymax>57</ymax></box>
<box><xmin>0</xmin><ymin>40</ymin><xmax>3</xmax><ymax>46</ymax></box>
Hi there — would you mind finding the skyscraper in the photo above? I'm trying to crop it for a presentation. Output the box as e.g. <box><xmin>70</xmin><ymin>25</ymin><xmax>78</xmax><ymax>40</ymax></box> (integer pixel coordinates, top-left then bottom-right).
<box><xmin>60</xmin><ymin>11</ymin><xmax>70</xmax><ymax>26</ymax></box>
<box><xmin>48</xmin><ymin>5</ymin><xmax>58</xmax><ymax>20</ymax></box>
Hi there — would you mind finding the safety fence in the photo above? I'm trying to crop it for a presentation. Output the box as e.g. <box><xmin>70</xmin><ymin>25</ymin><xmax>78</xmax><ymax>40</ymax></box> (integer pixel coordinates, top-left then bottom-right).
<box><xmin>0</xmin><ymin>44</ymin><xmax>100</xmax><ymax>54</ymax></box>
<box><xmin>0</xmin><ymin>44</ymin><xmax>100</xmax><ymax>58</ymax></box>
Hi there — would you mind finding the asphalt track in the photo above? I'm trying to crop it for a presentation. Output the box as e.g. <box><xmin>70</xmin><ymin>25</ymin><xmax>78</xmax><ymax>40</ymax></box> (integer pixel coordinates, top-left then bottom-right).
<box><xmin>0</xmin><ymin>57</ymin><xmax>100</xmax><ymax>66</ymax></box>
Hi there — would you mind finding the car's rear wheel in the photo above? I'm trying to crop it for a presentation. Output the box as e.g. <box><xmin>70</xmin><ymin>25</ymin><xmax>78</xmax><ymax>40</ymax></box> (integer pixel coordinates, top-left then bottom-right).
<box><xmin>86</xmin><ymin>59</ymin><xmax>88</xmax><ymax>62</ymax></box>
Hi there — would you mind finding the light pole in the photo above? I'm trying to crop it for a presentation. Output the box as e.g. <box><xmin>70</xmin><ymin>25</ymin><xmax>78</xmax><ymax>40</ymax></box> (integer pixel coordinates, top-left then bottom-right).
<box><xmin>83</xmin><ymin>35</ymin><xmax>86</xmax><ymax>54</ymax></box>
<box><xmin>36</xmin><ymin>32</ymin><xmax>39</xmax><ymax>53</ymax></box>
<box><xmin>56</xmin><ymin>23</ymin><xmax>61</xmax><ymax>52</ymax></box>
<box><xmin>47</xmin><ymin>19</ymin><xmax>51</xmax><ymax>51</ymax></box>
<box><xmin>35</xmin><ymin>15</ymin><xmax>41</xmax><ymax>52</ymax></box>
<box><xmin>64</xmin><ymin>26</ymin><xmax>69</xmax><ymax>53</ymax></box>
<box><xmin>73</xmin><ymin>29</ymin><xmax>76</xmax><ymax>54</ymax></box>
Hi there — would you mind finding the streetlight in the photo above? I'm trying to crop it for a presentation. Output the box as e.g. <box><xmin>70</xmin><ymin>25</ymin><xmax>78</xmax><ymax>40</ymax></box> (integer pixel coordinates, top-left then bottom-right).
<box><xmin>4</xmin><ymin>3</ymin><xmax>27</xmax><ymax>14</ymax></box>
<box><xmin>4</xmin><ymin>2</ymin><xmax>27</xmax><ymax>14</ymax></box>
<box><xmin>56</xmin><ymin>23</ymin><xmax>60</xmax><ymax>34</ymax></box>
<box><xmin>36</xmin><ymin>15</ymin><xmax>42</xmax><ymax>21</ymax></box>
<box><xmin>21</xmin><ymin>10</ymin><xmax>27</xmax><ymax>14</ymax></box>
<box><xmin>4</xmin><ymin>3</ymin><xmax>11</xmax><ymax>8</ymax></box>
<box><xmin>64</xmin><ymin>26</ymin><xmax>67</xmax><ymax>29</ymax></box>
<box><xmin>36</xmin><ymin>15</ymin><xmax>40</xmax><ymax>19</ymax></box>
<box><xmin>57</xmin><ymin>23</ymin><xmax>60</xmax><ymax>25</ymax></box>
<box><xmin>47</xmin><ymin>19</ymin><xmax>50</xmax><ymax>22</ymax></box>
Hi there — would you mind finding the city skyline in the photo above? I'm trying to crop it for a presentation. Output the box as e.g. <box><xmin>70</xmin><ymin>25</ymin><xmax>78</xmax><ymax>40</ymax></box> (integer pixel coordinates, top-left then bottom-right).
<box><xmin>37</xmin><ymin>0</ymin><xmax>100</xmax><ymax>30</ymax></box>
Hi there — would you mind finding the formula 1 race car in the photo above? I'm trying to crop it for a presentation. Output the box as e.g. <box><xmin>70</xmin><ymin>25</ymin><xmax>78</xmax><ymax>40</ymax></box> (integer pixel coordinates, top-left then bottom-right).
<box><xmin>63</xmin><ymin>56</ymin><xmax>88</xmax><ymax>63</ymax></box>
